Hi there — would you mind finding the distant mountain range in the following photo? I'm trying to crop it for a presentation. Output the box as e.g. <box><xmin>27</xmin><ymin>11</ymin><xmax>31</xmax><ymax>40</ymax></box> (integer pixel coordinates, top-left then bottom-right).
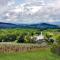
<box><xmin>0</xmin><ymin>22</ymin><xmax>60</xmax><ymax>29</ymax></box>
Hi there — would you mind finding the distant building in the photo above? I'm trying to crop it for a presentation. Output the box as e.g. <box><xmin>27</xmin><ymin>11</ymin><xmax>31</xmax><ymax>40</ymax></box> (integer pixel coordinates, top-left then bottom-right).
<box><xmin>35</xmin><ymin>32</ymin><xmax>44</xmax><ymax>41</ymax></box>
<box><xmin>31</xmin><ymin>32</ymin><xmax>46</xmax><ymax>44</ymax></box>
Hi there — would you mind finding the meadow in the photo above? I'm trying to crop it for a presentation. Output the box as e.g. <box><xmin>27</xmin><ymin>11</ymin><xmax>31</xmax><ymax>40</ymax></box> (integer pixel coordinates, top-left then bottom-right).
<box><xmin>0</xmin><ymin>47</ymin><xmax>60</xmax><ymax>60</ymax></box>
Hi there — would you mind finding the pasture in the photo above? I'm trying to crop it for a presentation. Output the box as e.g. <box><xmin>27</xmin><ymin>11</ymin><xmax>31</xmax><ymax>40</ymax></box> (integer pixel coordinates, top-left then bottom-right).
<box><xmin>0</xmin><ymin>43</ymin><xmax>60</xmax><ymax>60</ymax></box>
<box><xmin>0</xmin><ymin>47</ymin><xmax>60</xmax><ymax>60</ymax></box>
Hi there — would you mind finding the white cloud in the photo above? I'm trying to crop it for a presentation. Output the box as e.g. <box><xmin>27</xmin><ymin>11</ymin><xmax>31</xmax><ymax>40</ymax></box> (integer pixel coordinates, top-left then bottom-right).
<box><xmin>0</xmin><ymin>0</ymin><xmax>60</xmax><ymax>24</ymax></box>
<box><xmin>0</xmin><ymin>0</ymin><xmax>15</xmax><ymax>14</ymax></box>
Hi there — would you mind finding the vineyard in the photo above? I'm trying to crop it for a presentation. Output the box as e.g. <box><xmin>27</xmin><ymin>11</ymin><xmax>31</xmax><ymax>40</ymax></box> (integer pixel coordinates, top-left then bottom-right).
<box><xmin>0</xmin><ymin>45</ymin><xmax>60</xmax><ymax>60</ymax></box>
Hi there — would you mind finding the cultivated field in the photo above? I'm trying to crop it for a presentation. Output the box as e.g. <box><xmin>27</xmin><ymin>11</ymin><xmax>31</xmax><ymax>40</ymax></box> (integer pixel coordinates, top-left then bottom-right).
<box><xmin>0</xmin><ymin>43</ymin><xmax>47</xmax><ymax>53</ymax></box>
<box><xmin>0</xmin><ymin>47</ymin><xmax>60</xmax><ymax>60</ymax></box>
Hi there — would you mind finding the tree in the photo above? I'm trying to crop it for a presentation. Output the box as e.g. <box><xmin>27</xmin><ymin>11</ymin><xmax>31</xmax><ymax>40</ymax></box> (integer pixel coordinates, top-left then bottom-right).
<box><xmin>4</xmin><ymin>34</ymin><xmax>17</xmax><ymax>42</ymax></box>
<box><xmin>24</xmin><ymin>35</ymin><xmax>31</xmax><ymax>43</ymax></box>
<box><xmin>56</xmin><ymin>35</ymin><xmax>60</xmax><ymax>44</ymax></box>
<box><xmin>17</xmin><ymin>35</ymin><xmax>25</xmax><ymax>43</ymax></box>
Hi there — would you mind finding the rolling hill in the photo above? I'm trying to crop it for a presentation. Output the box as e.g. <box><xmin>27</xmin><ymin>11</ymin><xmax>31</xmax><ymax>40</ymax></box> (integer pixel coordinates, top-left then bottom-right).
<box><xmin>0</xmin><ymin>22</ymin><xmax>60</xmax><ymax>29</ymax></box>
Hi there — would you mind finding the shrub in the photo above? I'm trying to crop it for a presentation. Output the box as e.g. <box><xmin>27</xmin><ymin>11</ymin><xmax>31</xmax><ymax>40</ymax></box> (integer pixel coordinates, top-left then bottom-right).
<box><xmin>56</xmin><ymin>35</ymin><xmax>60</xmax><ymax>44</ymax></box>
<box><xmin>4</xmin><ymin>34</ymin><xmax>17</xmax><ymax>42</ymax></box>
<box><xmin>17</xmin><ymin>35</ymin><xmax>25</xmax><ymax>43</ymax></box>
<box><xmin>51</xmin><ymin>44</ymin><xmax>60</xmax><ymax>55</ymax></box>
<box><xmin>0</xmin><ymin>34</ymin><xmax>6</xmax><ymax>42</ymax></box>
<box><xmin>24</xmin><ymin>35</ymin><xmax>31</xmax><ymax>43</ymax></box>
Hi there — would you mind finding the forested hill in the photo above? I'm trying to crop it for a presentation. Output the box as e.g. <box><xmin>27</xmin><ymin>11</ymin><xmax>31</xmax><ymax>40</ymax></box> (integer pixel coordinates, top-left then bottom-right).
<box><xmin>0</xmin><ymin>22</ymin><xmax>60</xmax><ymax>29</ymax></box>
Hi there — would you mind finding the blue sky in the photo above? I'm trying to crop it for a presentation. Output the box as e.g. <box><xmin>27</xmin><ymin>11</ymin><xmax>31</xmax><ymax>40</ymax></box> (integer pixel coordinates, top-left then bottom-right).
<box><xmin>15</xmin><ymin>0</ymin><xmax>25</xmax><ymax>4</ymax></box>
<box><xmin>0</xmin><ymin>0</ymin><xmax>60</xmax><ymax>24</ymax></box>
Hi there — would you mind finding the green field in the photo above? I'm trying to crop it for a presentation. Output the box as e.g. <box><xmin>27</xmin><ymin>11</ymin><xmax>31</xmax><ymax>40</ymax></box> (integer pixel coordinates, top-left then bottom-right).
<box><xmin>0</xmin><ymin>48</ymin><xmax>60</xmax><ymax>60</ymax></box>
<box><xmin>0</xmin><ymin>29</ymin><xmax>60</xmax><ymax>60</ymax></box>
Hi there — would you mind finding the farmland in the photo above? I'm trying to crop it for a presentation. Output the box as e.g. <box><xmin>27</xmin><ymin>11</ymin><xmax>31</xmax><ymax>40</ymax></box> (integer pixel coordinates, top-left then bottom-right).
<box><xmin>0</xmin><ymin>46</ymin><xmax>60</xmax><ymax>60</ymax></box>
<box><xmin>0</xmin><ymin>28</ymin><xmax>60</xmax><ymax>60</ymax></box>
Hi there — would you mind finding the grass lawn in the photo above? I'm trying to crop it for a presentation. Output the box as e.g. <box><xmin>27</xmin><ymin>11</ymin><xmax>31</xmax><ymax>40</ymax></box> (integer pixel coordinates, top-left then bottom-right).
<box><xmin>0</xmin><ymin>48</ymin><xmax>60</xmax><ymax>60</ymax></box>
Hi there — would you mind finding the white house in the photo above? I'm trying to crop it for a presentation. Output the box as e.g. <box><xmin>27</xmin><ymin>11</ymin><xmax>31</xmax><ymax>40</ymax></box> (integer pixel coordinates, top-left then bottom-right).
<box><xmin>35</xmin><ymin>32</ymin><xmax>44</xmax><ymax>41</ymax></box>
<box><xmin>31</xmin><ymin>32</ymin><xmax>45</xmax><ymax>43</ymax></box>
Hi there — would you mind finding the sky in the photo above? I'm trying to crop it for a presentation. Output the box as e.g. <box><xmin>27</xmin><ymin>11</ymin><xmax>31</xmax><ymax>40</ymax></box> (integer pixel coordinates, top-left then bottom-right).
<box><xmin>0</xmin><ymin>0</ymin><xmax>60</xmax><ymax>24</ymax></box>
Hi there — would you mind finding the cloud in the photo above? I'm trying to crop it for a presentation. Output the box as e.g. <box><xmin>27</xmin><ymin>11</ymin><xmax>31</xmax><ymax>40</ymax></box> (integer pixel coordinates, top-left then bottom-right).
<box><xmin>0</xmin><ymin>0</ymin><xmax>15</xmax><ymax>14</ymax></box>
<box><xmin>0</xmin><ymin>0</ymin><xmax>9</xmax><ymax>6</ymax></box>
<box><xmin>0</xmin><ymin>0</ymin><xmax>60</xmax><ymax>24</ymax></box>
